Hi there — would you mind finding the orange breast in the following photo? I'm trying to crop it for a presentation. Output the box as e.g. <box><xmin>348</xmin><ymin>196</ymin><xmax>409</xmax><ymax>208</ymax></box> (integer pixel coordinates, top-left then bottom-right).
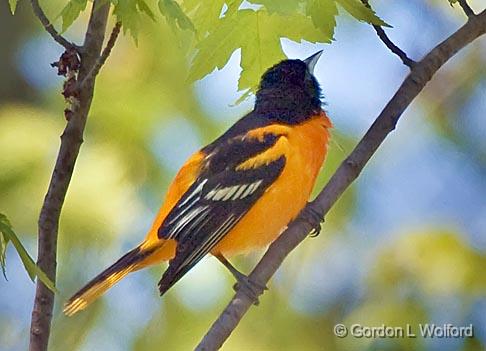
<box><xmin>212</xmin><ymin>113</ymin><xmax>332</xmax><ymax>257</ymax></box>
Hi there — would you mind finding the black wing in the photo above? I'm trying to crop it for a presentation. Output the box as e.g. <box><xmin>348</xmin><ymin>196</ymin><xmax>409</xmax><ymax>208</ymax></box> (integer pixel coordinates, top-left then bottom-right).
<box><xmin>157</xmin><ymin>131</ymin><xmax>286</xmax><ymax>295</ymax></box>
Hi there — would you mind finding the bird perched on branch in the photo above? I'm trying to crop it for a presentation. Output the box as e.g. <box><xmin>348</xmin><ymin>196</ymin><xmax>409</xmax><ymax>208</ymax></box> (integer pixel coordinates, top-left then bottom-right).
<box><xmin>64</xmin><ymin>51</ymin><xmax>332</xmax><ymax>316</ymax></box>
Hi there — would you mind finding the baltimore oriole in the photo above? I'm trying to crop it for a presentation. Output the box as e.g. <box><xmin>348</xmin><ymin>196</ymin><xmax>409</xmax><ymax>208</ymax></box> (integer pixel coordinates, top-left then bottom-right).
<box><xmin>64</xmin><ymin>51</ymin><xmax>332</xmax><ymax>316</ymax></box>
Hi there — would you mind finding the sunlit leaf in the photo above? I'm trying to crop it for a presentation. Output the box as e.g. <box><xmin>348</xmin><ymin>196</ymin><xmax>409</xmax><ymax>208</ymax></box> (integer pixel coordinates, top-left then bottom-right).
<box><xmin>137</xmin><ymin>0</ymin><xmax>156</xmax><ymax>21</ymax></box>
<box><xmin>8</xmin><ymin>0</ymin><xmax>18</xmax><ymax>14</ymax></box>
<box><xmin>249</xmin><ymin>0</ymin><xmax>302</xmax><ymax>15</ymax></box>
<box><xmin>59</xmin><ymin>0</ymin><xmax>88</xmax><ymax>32</ymax></box>
<box><xmin>114</xmin><ymin>0</ymin><xmax>142</xmax><ymax>42</ymax></box>
<box><xmin>336</xmin><ymin>0</ymin><xmax>390</xmax><ymax>27</ymax></box>
<box><xmin>183</xmin><ymin>0</ymin><xmax>227</xmax><ymax>36</ymax></box>
<box><xmin>237</xmin><ymin>10</ymin><xmax>286</xmax><ymax>92</ymax></box>
<box><xmin>189</xmin><ymin>8</ymin><xmax>329</xmax><ymax>98</ymax></box>
<box><xmin>158</xmin><ymin>0</ymin><xmax>195</xmax><ymax>31</ymax></box>
<box><xmin>188</xmin><ymin>12</ymin><xmax>243</xmax><ymax>83</ymax></box>
<box><xmin>273</xmin><ymin>10</ymin><xmax>330</xmax><ymax>43</ymax></box>
<box><xmin>306</xmin><ymin>0</ymin><xmax>338</xmax><ymax>39</ymax></box>
<box><xmin>225</xmin><ymin>0</ymin><xmax>244</xmax><ymax>16</ymax></box>
<box><xmin>0</xmin><ymin>213</ymin><xmax>57</xmax><ymax>293</ymax></box>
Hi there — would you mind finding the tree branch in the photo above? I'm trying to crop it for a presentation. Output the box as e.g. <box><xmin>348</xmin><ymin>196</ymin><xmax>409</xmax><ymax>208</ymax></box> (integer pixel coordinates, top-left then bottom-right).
<box><xmin>361</xmin><ymin>0</ymin><xmax>416</xmax><ymax>68</ymax></box>
<box><xmin>458</xmin><ymin>0</ymin><xmax>475</xmax><ymax>18</ymax></box>
<box><xmin>196</xmin><ymin>9</ymin><xmax>486</xmax><ymax>351</ymax></box>
<box><xmin>28</xmin><ymin>1</ymin><xmax>111</xmax><ymax>351</ymax></box>
<box><xmin>79</xmin><ymin>21</ymin><xmax>122</xmax><ymax>89</ymax></box>
<box><xmin>30</xmin><ymin>0</ymin><xmax>79</xmax><ymax>50</ymax></box>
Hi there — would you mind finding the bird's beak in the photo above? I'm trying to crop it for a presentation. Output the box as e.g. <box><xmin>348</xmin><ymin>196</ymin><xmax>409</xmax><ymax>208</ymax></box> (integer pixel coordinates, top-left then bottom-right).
<box><xmin>303</xmin><ymin>50</ymin><xmax>323</xmax><ymax>74</ymax></box>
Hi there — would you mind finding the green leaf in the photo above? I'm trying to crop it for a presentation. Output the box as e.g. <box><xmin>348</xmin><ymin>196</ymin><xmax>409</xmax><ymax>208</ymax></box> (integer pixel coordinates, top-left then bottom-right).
<box><xmin>237</xmin><ymin>10</ymin><xmax>286</xmax><ymax>91</ymax></box>
<box><xmin>59</xmin><ymin>0</ymin><xmax>88</xmax><ymax>32</ymax></box>
<box><xmin>113</xmin><ymin>0</ymin><xmax>157</xmax><ymax>40</ymax></box>
<box><xmin>274</xmin><ymin>10</ymin><xmax>330</xmax><ymax>43</ymax></box>
<box><xmin>188</xmin><ymin>12</ymin><xmax>243</xmax><ymax>83</ymax></box>
<box><xmin>8</xmin><ymin>0</ymin><xmax>18</xmax><ymax>14</ymax></box>
<box><xmin>0</xmin><ymin>214</ymin><xmax>13</xmax><ymax>279</ymax></box>
<box><xmin>183</xmin><ymin>0</ymin><xmax>226</xmax><ymax>36</ymax></box>
<box><xmin>137</xmin><ymin>0</ymin><xmax>156</xmax><ymax>21</ymax></box>
<box><xmin>306</xmin><ymin>0</ymin><xmax>338</xmax><ymax>39</ymax></box>
<box><xmin>189</xmin><ymin>9</ymin><xmax>329</xmax><ymax>98</ymax></box>
<box><xmin>249</xmin><ymin>0</ymin><xmax>302</xmax><ymax>15</ymax></box>
<box><xmin>0</xmin><ymin>221</ymin><xmax>7</xmax><ymax>279</ymax></box>
<box><xmin>158</xmin><ymin>0</ymin><xmax>195</xmax><ymax>31</ymax></box>
<box><xmin>225</xmin><ymin>0</ymin><xmax>244</xmax><ymax>16</ymax></box>
<box><xmin>114</xmin><ymin>0</ymin><xmax>142</xmax><ymax>42</ymax></box>
<box><xmin>0</xmin><ymin>213</ymin><xmax>57</xmax><ymax>293</ymax></box>
<box><xmin>336</xmin><ymin>0</ymin><xmax>389</xmax><ymax>27</ymax></box>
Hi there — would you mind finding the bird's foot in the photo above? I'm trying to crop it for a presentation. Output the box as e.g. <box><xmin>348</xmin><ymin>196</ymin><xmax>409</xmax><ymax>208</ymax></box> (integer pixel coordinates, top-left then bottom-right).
<box><xmin>301</xmin><ymin>205</ymin><xmax>324</xmax><ymax>237</ymax></box>
<box><xmin>232</xmin><ymin>271</ymin><xmax>268</xmax><ymax>306</ymax></box>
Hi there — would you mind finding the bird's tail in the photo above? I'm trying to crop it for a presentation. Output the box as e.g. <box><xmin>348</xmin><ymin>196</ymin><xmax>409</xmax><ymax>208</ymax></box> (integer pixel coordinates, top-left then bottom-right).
<box><xmin>63</xmin><ymin>244</ymin><xmax>159</xmax><ymax>316</ymax></box>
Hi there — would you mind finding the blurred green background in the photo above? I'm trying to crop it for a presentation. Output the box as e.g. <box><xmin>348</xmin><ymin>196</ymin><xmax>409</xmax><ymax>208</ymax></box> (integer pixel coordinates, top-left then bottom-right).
<box><xmin>1</xmin><ymin>0</ymin><xmax>485</xmax><ymax>350</ymax></box>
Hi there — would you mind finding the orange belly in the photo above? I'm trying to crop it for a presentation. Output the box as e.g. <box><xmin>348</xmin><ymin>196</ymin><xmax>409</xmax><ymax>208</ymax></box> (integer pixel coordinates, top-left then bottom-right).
<box><xmin>213</xmin><ymin>113</ymin><xmax>331</xmax><ymax>256</ymax></box>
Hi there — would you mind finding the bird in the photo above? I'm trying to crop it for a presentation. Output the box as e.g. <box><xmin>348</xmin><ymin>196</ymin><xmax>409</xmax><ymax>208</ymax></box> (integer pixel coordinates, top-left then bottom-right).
<box><xmin>64</xmin><ymin>50</ymin><xmax>332</xmax><ymax>316</ymax></box>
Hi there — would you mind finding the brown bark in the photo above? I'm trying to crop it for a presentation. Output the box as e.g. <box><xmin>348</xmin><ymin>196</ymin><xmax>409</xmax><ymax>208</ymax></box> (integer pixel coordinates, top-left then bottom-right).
<box><xmin>29</xmin><ymin>2</ymin><xmax>111</xmax><ymax>350</ymax></box>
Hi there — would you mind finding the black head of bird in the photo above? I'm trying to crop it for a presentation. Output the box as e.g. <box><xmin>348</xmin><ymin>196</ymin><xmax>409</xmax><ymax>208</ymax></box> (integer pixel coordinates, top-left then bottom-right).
<box><xmin>255</xmin><ymin>50</ymin><xmax>323</xmax><ymax>124</ymax></box>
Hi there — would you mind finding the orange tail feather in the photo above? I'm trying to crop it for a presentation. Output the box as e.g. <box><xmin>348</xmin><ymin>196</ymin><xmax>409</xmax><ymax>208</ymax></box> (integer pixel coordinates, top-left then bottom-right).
<box><xmin>63</xmin><ymin>244</ymin><xmax>158</xmax><ymax>316</ymax></box>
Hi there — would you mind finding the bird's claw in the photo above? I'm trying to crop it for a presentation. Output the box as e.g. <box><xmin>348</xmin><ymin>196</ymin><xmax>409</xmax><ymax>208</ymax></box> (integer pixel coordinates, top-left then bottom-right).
<box><xmin>301</xmin><ymin>206</ymin><xmax>323</xmax><ymax>237</ymax></box>
<box><xmin>232</xmin><ymin>274</ymin><xmax>268</xmax><ymax>306</ymax></box>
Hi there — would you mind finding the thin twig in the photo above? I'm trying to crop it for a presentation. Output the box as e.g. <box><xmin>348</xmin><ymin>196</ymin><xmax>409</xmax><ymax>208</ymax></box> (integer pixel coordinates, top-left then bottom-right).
<box><xmin>79</xmin><ymin>22</ymin><xmax>122</xmax><ymax>89</ymax></box>
<box><xmin>458</xmin><ymin>0</ymin><xmax>475</xmax><ymax>18</ymax></box>
<box><xmin>361</xmin><ymin>0</ymin><xmax>416</xmax><ymax>69</ymax></box>
<box><xmin>196</xmin><ymin>8</ymin><xmax>486</xmax><ymax>351</ymax></box>
<box><xmin>30</xmin><ymin>0</ymin><xmax>79</xmax><ymax>50</ymax></box>
<box><xmin>28</xmin><ymin>1</ymin><xmax>112</xmax><ymax>351</ymax></box>
<box><xmin>371</xmin><ymin>25</ymin><xmax>416</xmax><ymax>68</ymax></box>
